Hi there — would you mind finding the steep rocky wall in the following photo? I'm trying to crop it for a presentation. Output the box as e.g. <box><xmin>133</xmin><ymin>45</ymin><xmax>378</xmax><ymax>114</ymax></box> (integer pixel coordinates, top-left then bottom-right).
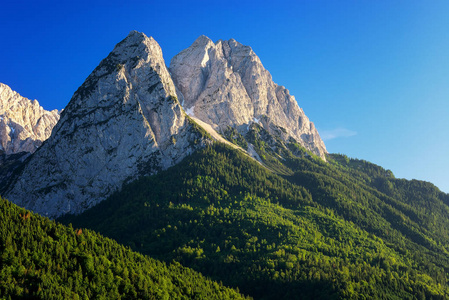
<box><xmin>5</xmin><ymin>31</ymin><xmax>208</xmax><ymax>218</ymax></box>
<box><xmin>170</xmin><ymin>36</ymin><xmax>327</xmax><ymax>159</ymax></box>
<box><xmin>0</xmin><ymin>83</ymin><xmax>60</xmax><ymax>154</ymax></box>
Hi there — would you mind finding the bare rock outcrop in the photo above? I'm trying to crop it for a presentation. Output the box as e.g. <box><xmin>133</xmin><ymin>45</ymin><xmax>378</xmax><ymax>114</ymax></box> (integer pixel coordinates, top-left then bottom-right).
<box><xmin>4</xmin><ymin>32</ymin><xmax>329</xmax><ymax>218</ymax></box>
<box><xmin>170</xmin><ymin>36</ymin><xmax>327</xmax><ymax>159</ymax></box>
<box><xmin>4</xmin><ymin>31</ymin><xmax>208</xmax><ymax>218</ymax></box>
<box><xmin>0</xmin><ymin>83</ymin><xmax>60</xmax><ymax>154</ymax></box>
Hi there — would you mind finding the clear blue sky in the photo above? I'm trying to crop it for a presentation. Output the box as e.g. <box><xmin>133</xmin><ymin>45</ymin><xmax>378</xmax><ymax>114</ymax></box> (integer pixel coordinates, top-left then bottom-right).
<box><xmin>1</xmin><ymin>1</ymin><xmax>448</xmax><ymax>192</ymax></box>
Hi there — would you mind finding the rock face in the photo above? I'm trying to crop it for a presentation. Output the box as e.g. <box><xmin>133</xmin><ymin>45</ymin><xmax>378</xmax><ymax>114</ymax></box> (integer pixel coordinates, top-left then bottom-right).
<box><xmin>4</xmin><ymin>31</ymin><xmax>209</xmax><ymax>218</ymax></box>
<box><xmin>0</xmin><ymin>83</ymin><xmax>60</xmax><ymax>154</ymax></box>
<box><xmin>170</xmin><ymin>36</ymin><xmax>327</xmax><ymax>159</ymax></box>
<box><xmin>4</xmin><ymin>31</ymin><xmax>329</xmax><ymax>218</ymax></box>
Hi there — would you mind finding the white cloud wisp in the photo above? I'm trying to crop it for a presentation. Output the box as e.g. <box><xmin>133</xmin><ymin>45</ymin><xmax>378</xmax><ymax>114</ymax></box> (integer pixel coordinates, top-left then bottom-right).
<box><xmin>319</xmin><ymin>128</ymin><xmax>357</xmax><ymax>141</ymax></box>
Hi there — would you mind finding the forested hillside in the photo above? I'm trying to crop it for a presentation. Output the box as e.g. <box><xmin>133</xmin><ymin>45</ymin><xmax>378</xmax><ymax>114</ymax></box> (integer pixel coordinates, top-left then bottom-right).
<box><xmin>0</xmin><ymin>196</ymin><xmax>248</xmax><ymax>299</ymax></box>
<box><xmin>62</xmin><ymin>144</ymin><xmax>449</xmax><ymax>299</ymax></box>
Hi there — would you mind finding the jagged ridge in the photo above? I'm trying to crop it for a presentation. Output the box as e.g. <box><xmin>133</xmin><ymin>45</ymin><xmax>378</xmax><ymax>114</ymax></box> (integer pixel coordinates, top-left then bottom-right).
<box><xmin>0</xmin><ymin>83</ymin><xmax>60</xmax><ymax>154</ymax></box>
<box><xmin>4</xmin><ymin>31</ymin><xmax>210</xmax><ymax>218</ymax></box>
<box><xmin>170</xmin><ymin>35</ymin><xmax>327</xmax><ymax>159</ymax></box>
<box><xmin>2</xmin><ymin>31</ymin><xmax>328</xmax><ymax>219</ymax></box>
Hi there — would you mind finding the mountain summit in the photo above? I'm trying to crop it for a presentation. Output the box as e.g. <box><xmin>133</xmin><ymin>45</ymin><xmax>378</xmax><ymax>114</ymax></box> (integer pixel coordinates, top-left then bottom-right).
<box><xmin>170</xmin><ymin>35</ymin><xmax>327</xmax><ymax>159</ymax></box>
<box><xmin>4</xmin><ymin>31</ymin><xmax>449</xmax><ymax>300</ymax></box>
<box><xmin>4</xmin><ymin>31</ymin><xmax>209</xmax><ymax>218</ymax></box>
<box><xmin>3</xmin><ymin>31</ymin><xmax>327</xmax><ymax>218</ymax></box>
<box><xmin>0</xmin><ymin>83</ymin><xmax>60</xmax><ymax>154</ymax></box>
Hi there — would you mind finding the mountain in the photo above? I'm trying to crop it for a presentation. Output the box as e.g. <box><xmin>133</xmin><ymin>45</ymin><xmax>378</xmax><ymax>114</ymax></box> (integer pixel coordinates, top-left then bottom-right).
<box><xmin>2</xmin><ymin>31</ymin><xmax>326</xmax><ymax>219</ymax></box>
<box><xmin>3</xmin><ymin>30</ymin><xmax>449</xmax><ymax>299</ymax></box>
<box><xmin>3</xmin><ymin>31</ymin><xmax>211</xmax><ymax>218</ymax></box>
<box><xmin>0</xmin><ymin>151</ymin><xmax>30</xmax><ymax>189</ymax></box>
<box><xmin>0</xmin><ymin>83</ymin><xmax>59</xmax><ymax>154</ymax></box>
<box><xmin>62</xmin><ymin>143</ymin><xmax>449</xmax><ymax>299</ymax></box>
<box><xmin>170</xmin><ymin>36</ymin><xmax>327</xmax><ymax>160</ymax></box>
<box><xmin>0</xmin><ymin>196</ymin><xmax>247</xmax><ymax>299</ymax></box>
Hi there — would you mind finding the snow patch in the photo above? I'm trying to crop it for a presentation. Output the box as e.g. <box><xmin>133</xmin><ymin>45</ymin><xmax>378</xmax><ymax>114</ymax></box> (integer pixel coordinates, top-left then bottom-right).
<box><xmin>185</xmin><ymin>106</ymin><xmax>195</xmax><ymax>117</ymax></box>
<box><xmin>246</xmin><ymin>118</ymin><xmax>260</xmax><ymax>131</ymax></box>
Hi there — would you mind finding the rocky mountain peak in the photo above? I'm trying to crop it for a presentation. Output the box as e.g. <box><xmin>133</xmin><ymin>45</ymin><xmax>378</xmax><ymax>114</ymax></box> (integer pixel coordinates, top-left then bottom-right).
<box><xmin>192</xmin><ymin>35</ymin><xmax>214</xmax><ymax>47</ymax></box>
<box><xmin>4</xmin><ymin>32</ymin><xmax>209</xmax><ymax>218</ymax></box>
<box><xmin>170</xmin><ymin>36</ymin><xmax>327</xmax><ymax>159</ymax></box>
<box><xmin>112</xmin><ymin>30</ymin><xmax>162</xmax><ymax>64</ymax></box>
<box><xmin>0</xmin><ymin>83</ymin><xmax>60</xmax><ymax>154</ymax></box>
<box><xmin>3</xmin><ymin>31</ymin><xmax>328</xmax><ymax>218</ymax></box>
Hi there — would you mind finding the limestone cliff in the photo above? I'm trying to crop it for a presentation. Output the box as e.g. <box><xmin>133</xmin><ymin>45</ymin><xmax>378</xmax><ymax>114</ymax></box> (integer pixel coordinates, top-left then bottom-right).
<box><xmin>4</xmin><ymin>31</ymin><xmax>209</xmax><ymax>218</ymax></box>
<box><xmin>4</xmin><ymin>32</ymin><xmax>329</xmax><ymax>218</ymax></box>
<box><xmin>0</xmin><ymin>83</ymin><xmax>60</xmax><ymax>154</ymax></box>
<box><xmin>170</xmin><ymin>36</ymin><xmax>327</xmax><ymax>159</ymax></box>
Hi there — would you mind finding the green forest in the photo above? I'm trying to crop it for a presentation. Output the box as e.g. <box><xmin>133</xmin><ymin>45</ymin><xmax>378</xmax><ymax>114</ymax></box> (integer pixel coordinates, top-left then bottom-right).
<box><xmin>2</xmin><ymin>120</ymin><xmax>449</xmax><ymax>299</ymax></box>
<box><xmin>61</xmin><ymin>142</ymin><xmax>449</xmax><ymax>300</ymax></box>
<box><xmin>0</xmin><ymin>196</ymin><xmax>248</xmax><ymax>299</ymax></box>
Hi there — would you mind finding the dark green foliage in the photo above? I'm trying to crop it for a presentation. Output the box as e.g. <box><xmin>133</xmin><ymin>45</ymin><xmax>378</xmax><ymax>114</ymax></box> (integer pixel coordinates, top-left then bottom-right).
<box><xmin>185</xmin><ymin>116</ymin><xmax>214</xmax><ymax>141</ymax></box>
<box><xmin>245</xmin><ymin>123</ymin><xmax>294</xmax><ymax>175</ymax></box>
<box><xmin>222</xmin><ymin>126</ymin><xmax>248</xmax><ymax>149</ymax></box>
<box><xmin>0</xmin><ymin>196</ymin><xmax>248</xmax><ymax>299</ymax></box>
<box><xmin>116</xmin><ymin>63</ymin><xmax>124</xmax><ymax>71</ymax></box>
<box><xmin>62</xmin><ymin>144</ymin><xmax>449</xmax><ymax>299</ymax></box>
<box><xmin>167</xmin><ymin>95</ymin><xmax>179</xmax><ymax>104</ymax></box>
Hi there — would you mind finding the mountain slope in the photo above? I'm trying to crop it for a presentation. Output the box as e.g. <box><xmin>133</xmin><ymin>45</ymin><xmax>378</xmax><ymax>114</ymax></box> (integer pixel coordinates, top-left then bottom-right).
<box><xmin>170</xmin><ymin>36</ymin><xmax>327</xmax><ymax>160</ymax></box>
<box><xmin>0</xmin><ymin>151</ymin><xmax>30</xmax><ymax>189</ymax></box>
<box><xmin>0</xmin><ymin>83</ymin><xmax>59</xmax><ymax>154</ymax></box>
<box><xmin>3</xmin><ymin>31</ymin><xmax>210</xmax><ymax>218</ymax></box>
<box><xmin>62</xmin><ymin>144</ymin><xmax>449</xmax><ymax>300</ymax></box>
<box><xmin>2</xmin><ymin>32</ymin><xmax>328</xmax><ymax>219</ymax></box>
<box><xmin>4</xmin><ymin>30</ymin><xmax>449</xmax><ymax>300</ymax></box>
<box><xmin>0</xmin><ymin>196</ymin><xmax>247</xmax><ymax>299</ymax></box>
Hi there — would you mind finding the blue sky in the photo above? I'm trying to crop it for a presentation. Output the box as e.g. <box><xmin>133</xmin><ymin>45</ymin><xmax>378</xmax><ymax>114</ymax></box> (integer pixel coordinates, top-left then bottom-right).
<box><xmin>1</xmin><ymin>1</ymin><xmax>448</xmax><ymax>192</ymax></box>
